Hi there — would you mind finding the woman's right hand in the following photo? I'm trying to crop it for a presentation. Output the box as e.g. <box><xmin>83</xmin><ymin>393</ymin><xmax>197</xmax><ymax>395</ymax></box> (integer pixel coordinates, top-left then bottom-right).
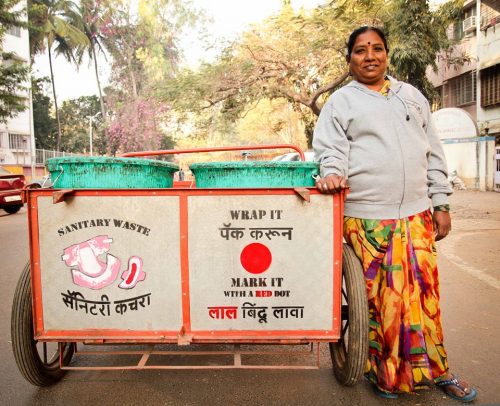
<box><xmin>315</xmin><ymin>174</ymin><xmax>348</xmax><ymax>194</ymax></box>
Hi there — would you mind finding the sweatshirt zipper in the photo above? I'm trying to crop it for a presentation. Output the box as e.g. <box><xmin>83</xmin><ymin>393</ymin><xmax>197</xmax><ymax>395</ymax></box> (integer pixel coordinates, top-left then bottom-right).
<box><xmin>352</xmin><ymin>79</ymin><xmax>410</xmax><ymax>219</ymax></box>
<box><xmin>387</xmin><ymin>95</ymin><xmax>406</xmax><ymax>219</ymax></box>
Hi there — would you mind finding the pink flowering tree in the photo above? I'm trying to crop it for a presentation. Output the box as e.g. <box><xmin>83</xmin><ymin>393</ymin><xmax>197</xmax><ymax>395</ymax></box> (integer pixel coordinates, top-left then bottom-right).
<box><xmin>106</xmin><ymin>97</ymin><xmax>171</xmax><ymax>155</ymax></box>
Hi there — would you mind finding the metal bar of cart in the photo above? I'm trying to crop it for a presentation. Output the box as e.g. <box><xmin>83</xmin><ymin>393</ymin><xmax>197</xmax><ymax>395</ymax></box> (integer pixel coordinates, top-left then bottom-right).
<box><xmin>120</xmin><ymin>144</ymin><xmax>306</xmax><ymax>161</ymax></box>
<box><xmin>60</xmin><ymin>343</ymin><xmax>320</xmax><ymax>371</ymax></box>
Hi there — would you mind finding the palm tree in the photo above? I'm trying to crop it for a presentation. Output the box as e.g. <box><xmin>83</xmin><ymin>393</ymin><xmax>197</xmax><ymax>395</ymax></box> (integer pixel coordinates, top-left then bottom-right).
<box><xmin>68</xmin><ymin>0</ymin><xmax>107</xmax><ymax>120</ymax></box>
<box><xmin>29</xmin><ymin>0</ymin><xmax>89</xmax><ymax>151</ymax></box>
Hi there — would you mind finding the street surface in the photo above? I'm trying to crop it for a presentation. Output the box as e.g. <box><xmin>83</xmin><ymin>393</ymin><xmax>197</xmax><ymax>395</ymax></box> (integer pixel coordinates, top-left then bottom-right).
<box><xmin>1</xmin><ymin>190</ymin><xmax>499</xmax><ymax>405</ymax></box>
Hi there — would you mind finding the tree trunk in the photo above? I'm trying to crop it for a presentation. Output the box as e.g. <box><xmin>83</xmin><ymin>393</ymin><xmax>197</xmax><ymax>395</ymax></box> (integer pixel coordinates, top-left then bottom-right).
<box><xmin>128</xmin><ymin>60</ymin><xmax>138</xmax><ymax>99</ymax></box>
<box><xmin>91</xmin><ymin>41</ymin><xmax>106</xmax><ymax>119</ymax></box>
<box><xmin>48</xmin><ymin>46</ymin><xmax>62</xmax><ymax>151</ymax></box>
<box><xmin>305</xmin><ymin>125</ymin><xmax>314</xmax><ymax>149</ymax></box>
<box><xmin>121</xmin><ymin>39</ymin><xmax>138</xmax><ymax>99</ymax></box>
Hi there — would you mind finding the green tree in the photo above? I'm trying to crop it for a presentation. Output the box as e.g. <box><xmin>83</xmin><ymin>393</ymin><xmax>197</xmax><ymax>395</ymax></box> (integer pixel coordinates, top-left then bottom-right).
<box><xmin>165</xmin><ymin>0</ymin><xmax>463</xmax><ymax>147</ymax></box>
<box><xmin>28</xmin><ymin>0</ymin><xmax>89</xmax><ymax>151</ymax></box>
<box><xmin>0</xmin><ymin>0</ymin><xmax>29</xmax><ymax>123</ymax></box>
<box><xmin>101</xmin><ymin>0</ymin><xmax>201</xmax><ymax>154</ymax></box>
<box><xmin>32</xmin><ymin>76</ymin><xmax>56</xmax><ymax>149</ymax></box>
<box><xmin>72</xmin><ymin>0</ymin><xmax>108</xmax><ymax>119</ymax></box>
<box><xmin>58</xmin><ymin>95</ymin><xmax>104</xmax><ymax>153</ymax></box>
<box><xmin>385</xmin><ymin>0</ymin><xmax>464</xmax><ymax>101</ymax></box>
<box><xmin>0</xmin><ymin>53</ymin><xmax>29</xmax><ymax>123</ymax></box>
<box><xmin>164</xmin><ymin>1</ymin><xmax>381</xmax><ymax>147</ymax></box>
<box><xmin>1</xmin><ymin>0</ymin><xmax>25</xmax><ymax>27</ymax></box>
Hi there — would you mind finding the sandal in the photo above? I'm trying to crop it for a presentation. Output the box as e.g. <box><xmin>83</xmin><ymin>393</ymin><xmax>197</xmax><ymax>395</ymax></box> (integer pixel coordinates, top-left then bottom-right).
<box><xmin>435</xmin><ymin>374</ymin><xmax>477</xmax><ymax>403</ymax></box>
<box><xmin>371</xmin><ymin>384</ymin><xmax>399</xmax><ymax>399</ymax></box>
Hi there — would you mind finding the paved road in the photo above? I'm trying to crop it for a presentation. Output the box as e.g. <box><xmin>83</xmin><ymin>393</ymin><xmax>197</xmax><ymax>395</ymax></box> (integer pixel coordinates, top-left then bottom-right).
<box><xmin>1</xmin><ymin>191</ymin><xmax>499</xmax><ymax>405</ymax></box>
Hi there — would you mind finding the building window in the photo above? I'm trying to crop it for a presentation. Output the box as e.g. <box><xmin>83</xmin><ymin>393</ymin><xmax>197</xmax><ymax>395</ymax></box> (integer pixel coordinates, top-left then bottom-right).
<box><xmin>6</xmin><ymin>26</ymin><xmax>21</xmax><ymax>37</ymax></box>
<box><xmin>481</xmin><ymin>0</ymin><xmax>500</xmax><ymax>29</ymax></box>
<box><xmin>452</xmin><ymin>6</ymin><xmax>477</xmax><ymax>40</ymax></box>
<box><xmin>8</xmin><ymin>133</ymin><xmax>28</xmax><ymax>150</ymax></box>
<box><xmin>481</xmin><ymin>64</ymin><xmax>500</xmax><ymax>108</ymax></box>
<box><xmin>452</xmin><ymin>20</ymin><xmax>464</xmax><ymax>40</ymax></box>
<box><xmin>449</xmin><ymin>71</ymin><xmax>476</xmax><ymax>106</ymax></box>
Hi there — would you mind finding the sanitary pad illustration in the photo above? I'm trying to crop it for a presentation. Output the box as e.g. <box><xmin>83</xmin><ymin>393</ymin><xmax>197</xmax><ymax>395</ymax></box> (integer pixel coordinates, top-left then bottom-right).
<box><xmin>118</xmin><ymin>257</ymin><xmax>146</xmax><ymax>289</ymax></box>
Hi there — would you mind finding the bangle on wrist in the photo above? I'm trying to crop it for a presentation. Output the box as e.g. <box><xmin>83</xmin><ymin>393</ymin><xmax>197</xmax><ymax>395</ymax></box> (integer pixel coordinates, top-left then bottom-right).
<box><xmin>433</xmin><ymin>204</ymin><xmax>450</xmax><ymax>212</ymax></box>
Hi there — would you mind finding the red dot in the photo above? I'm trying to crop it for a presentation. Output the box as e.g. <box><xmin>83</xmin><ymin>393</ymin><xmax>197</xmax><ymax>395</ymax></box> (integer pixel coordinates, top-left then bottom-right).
<box><xmin>240</xmin><ymin>243</ymin><xmax>272</xmax><ymax>274</ymax></box>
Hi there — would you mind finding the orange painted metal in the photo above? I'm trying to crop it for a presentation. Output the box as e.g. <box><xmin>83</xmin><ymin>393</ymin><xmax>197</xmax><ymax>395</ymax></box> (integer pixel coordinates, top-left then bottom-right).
<box><xmin>179</xmin><ymin>194</ymin><xmax>192</xmax><ymax>337</ymax></box>
<box><xmin>28</xmin><ymin>187</ymin><xmax>342</xmax><ymax>344</ymax></box>
<box><xmin>59</xmin><ymin>343</ymin><xmax>320</xmax><ymax>370</ymax></box>
<box><xmin>333</xmin><ymin>191</ymin><xmax>344</xmax><ymax>337</ymax></box>
<box><xmin>173</xmin><ymin>180</ymin><xmax>195</xmax><ymax>188</ymax></box>
<box><xmin>27</xmin><ymin>191</ymin><xmax>45</xmax><ymax>337</ymax></box>
<box><xmin>120</xmin><ymin>144</ymin><xmax>306</xmax><ymax>161</ymax></box>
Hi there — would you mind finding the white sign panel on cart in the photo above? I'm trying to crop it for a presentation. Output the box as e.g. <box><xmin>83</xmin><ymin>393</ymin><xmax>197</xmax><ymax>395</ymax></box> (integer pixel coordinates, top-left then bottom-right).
<box><xmin>36</xmin><ymin>196</ymin><xmax>182</xmax><ymax>331</ymax></box>
<box><xmin>188</xmin><ymin>194</ymin><xmax>335</xmax><ymax>332</ymax></box>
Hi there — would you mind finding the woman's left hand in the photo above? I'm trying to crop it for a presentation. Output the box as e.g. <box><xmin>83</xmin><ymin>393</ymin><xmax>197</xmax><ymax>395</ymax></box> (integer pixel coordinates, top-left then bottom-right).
<box><xmin>433</xmin><ymin>211</ymin><xmax>451</xmax><ymax>241</ymax></box>
<box><xmin>315</xmin><ymin>174</ymin><xmax>348</xmax><ymax>194</ymax></box>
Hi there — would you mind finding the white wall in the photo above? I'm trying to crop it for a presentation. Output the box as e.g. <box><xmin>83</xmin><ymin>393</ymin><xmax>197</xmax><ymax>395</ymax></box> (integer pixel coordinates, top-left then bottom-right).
<box><xmin>432</xmin><ymin>108</ymin><xmax>496</xmax><ymax>190</ymax></box>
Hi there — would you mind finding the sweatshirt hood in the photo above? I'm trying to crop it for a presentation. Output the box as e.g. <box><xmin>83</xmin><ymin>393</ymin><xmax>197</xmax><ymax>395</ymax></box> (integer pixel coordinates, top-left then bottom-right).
<box><xmin>345</xmin><ymin>75</ymin><xmax>403</xmax><ymax>94</ymax></box>
<box><xmin>345</xmin><ymin>76</ymin><xmax>409</xmax><ymax>121</ymax></box>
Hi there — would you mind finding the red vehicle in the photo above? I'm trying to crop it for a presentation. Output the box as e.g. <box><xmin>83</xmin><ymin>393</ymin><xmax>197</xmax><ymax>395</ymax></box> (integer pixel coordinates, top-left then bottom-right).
<box><xmin>0</xmin><ymin>167</ymin><xmax>25</xmax><ymax>214</ymax></box>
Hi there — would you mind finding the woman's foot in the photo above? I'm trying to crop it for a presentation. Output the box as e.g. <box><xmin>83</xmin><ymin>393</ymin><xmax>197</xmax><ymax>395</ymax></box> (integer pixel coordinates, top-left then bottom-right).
<box><xmin>435</xmin><ymin>373</ymin><xmax>477</xmax><ymax>403</ymax></box>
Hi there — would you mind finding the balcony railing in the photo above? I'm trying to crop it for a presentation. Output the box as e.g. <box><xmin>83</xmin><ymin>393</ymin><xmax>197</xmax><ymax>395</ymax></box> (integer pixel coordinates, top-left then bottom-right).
<box><xmin>35</xmin><ymin>149</ymin><xmax>83</xmax><ymax>165</ymax></box>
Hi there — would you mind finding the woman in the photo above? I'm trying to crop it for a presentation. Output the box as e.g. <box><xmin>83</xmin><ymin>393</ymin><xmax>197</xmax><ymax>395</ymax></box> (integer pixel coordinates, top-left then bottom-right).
<box><xmin>313</xmin><ymin>26</ymin><xmax>477</xmax><ymax>402</ymax></box>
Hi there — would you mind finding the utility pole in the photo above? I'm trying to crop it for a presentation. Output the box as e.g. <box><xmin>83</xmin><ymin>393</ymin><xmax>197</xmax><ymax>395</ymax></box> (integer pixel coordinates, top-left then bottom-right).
<box><xmin>476</xmin><ymin>0</ymin><xmax>482</xmax><ymax>189</ymax></box>
<box><xmin>87</xmin><ymin>112</ymin><xmax>101</xmax><ymax>156</ymax></box>
<box><xmin>89</xmin><ymin>115</ymin><xmax>93</xmax><ymax>156</ymax></box>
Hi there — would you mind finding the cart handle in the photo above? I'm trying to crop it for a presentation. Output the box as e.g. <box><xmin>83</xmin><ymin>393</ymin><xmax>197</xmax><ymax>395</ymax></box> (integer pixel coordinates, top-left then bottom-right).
<box><xmin>120</xmin><ymin>144</ymin><xmax>306</xmax><ymax>161</ymax></box>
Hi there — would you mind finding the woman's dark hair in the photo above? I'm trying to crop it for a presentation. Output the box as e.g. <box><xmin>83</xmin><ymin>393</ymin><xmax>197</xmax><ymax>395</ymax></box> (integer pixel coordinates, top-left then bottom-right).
<box><xmin>346</xmin><ymin>26</ymin><xmax>388</xmax><ymax>59</ymax></box>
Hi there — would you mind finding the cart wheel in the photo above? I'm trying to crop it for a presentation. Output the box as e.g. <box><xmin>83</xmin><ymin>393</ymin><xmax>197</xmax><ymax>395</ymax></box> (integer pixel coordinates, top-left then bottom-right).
<box><xmin>11</xmin><ymin>262</ymin><xmax>74</xmax><ymax>386</ymax></box>
<box><xmin>329</xmin><ymin>243</ymin><xmax>368</xmax><ymax>386</ymax></box>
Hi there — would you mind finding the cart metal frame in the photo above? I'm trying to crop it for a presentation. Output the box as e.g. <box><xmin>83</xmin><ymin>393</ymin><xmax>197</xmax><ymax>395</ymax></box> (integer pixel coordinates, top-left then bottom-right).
<box><xmin>11</xmin><ymin>145</ymin><xmax>368</xmax><ymax>387</ymax></box>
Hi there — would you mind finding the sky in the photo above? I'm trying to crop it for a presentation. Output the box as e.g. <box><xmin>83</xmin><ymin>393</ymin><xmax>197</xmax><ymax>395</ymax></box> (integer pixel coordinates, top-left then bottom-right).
<box><xmin>33</xmin><ymin>0</ymin><xmax>323</xmax><ymax>102</ymax></box>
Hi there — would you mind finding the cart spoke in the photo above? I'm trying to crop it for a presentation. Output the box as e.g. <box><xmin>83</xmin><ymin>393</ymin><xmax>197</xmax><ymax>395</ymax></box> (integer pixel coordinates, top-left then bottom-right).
<box><xmin>43</xmin><ymin>342</ymin><xmax>48</xmax><ymax>364</ymax></box>
<box><xmin>341</xmin><ymin>304</ymin><xmax>349</xmax><ymax>320</ymax></box>
<box><xmin>341</xmin><ymin>320</ymin><xmax>349</xmax><ymax>338</ymax></box>
<box><xmin>339</xmin><ymin>337</ymin><xmax>347</xmax><ymax>359</ymax></box>
<box><xmin>342</xmin><ymin>287</ymin><xmax>348</xmax><ymax>302</ymax></box>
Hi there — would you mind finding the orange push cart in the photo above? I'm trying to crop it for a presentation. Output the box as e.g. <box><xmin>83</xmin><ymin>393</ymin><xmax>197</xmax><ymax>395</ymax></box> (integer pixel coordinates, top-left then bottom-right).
<box><xmin>11</xmin><ymin>145</ymin><xmax>368</xmax><ymax>387</ymax></box>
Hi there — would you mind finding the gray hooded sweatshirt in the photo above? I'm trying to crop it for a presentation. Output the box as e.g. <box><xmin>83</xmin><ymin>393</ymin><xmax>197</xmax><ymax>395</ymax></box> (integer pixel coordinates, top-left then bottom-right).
<box><xmin>313</xmin><ymin>76</ymin><xmax>452</xmax><ymax>219</ymax></box>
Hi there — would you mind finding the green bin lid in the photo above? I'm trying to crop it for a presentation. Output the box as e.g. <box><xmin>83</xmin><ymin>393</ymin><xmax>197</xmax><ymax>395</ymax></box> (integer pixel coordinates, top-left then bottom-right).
<box><xmin>190</xmin><ymin>161</ymin><xmax>319</xmax><ymax>188</ymax></box>
<box><xmin>47</xmin><ymin>156</ymin><xmax>179</xmax><ymax>189</ymax></box>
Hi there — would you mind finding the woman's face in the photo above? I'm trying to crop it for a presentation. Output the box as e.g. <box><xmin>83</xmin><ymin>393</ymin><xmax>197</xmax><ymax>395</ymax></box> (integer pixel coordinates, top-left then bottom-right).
<box><xmin>348</xmin><ymin>30</ymin><xmax>388</xmax><ymax>89</ymax></box>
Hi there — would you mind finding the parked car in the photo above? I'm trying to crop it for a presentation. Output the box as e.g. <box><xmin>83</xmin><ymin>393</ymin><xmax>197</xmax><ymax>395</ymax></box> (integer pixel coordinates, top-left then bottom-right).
<box><xmin>0</xmin><ymin>167</ymin><xmax>25</xmax><ymax>214</ymax></box>
<box><xmin>272</xmin><ymin>151</ymin><xmax>315</xmax><ymax>162</ymax></box>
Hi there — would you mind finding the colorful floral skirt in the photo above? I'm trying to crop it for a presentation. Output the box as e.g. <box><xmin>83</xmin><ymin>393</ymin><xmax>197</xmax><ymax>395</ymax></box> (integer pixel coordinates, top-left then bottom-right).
<box><xmin>343</xmin><ymin>210</ymin><xmax>448</xmax><ymax>393</ymax></box>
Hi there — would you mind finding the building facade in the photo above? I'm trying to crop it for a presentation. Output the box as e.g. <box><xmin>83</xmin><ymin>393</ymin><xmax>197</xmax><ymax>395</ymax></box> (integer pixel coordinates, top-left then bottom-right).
<box><xmin>0</xmin><ymin>0</ymin><xmax>36</xmax><ymax>176</ymax></box>
<box><xmin>428</xmin><ymin>0</ymin><xmax>500</xmax><ymax>190</ymax></box>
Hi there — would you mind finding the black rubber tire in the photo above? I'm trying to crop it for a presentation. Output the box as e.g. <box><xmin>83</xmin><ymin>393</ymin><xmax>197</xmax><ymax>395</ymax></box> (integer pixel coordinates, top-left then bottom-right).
<box><xmin>4</xmin><ymin>204</ymin><xmax>23</xmax><ymax>214</ymax></box>
<box><xmin>11</xmin><ymin>262</ymin><xmax>74</xmax><ymax>386</ymax></box>
<box><xmin>330</xmin><ymin>243</ymin><xmax>369</xmax><ymax>386</ymax></box>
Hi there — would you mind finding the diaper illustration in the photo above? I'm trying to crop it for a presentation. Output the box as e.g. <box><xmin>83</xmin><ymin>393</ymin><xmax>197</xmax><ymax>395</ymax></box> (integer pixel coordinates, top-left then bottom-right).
<box><xmin>61</xmin><ymin>235</ymin><xmax>145</xmax><ymax>290</ymax></box>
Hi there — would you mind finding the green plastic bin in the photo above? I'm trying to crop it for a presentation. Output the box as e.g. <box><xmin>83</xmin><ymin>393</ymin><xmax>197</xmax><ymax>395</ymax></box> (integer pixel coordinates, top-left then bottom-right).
<box><xmin>190</xmin><ymin>161</ymin><xmax>319</xmax><ymax>188</ymax></box>
<box><xmin>47</xmin><ymin>156</ymin><xmax>179</xmax><ymax>189</ymax></box>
